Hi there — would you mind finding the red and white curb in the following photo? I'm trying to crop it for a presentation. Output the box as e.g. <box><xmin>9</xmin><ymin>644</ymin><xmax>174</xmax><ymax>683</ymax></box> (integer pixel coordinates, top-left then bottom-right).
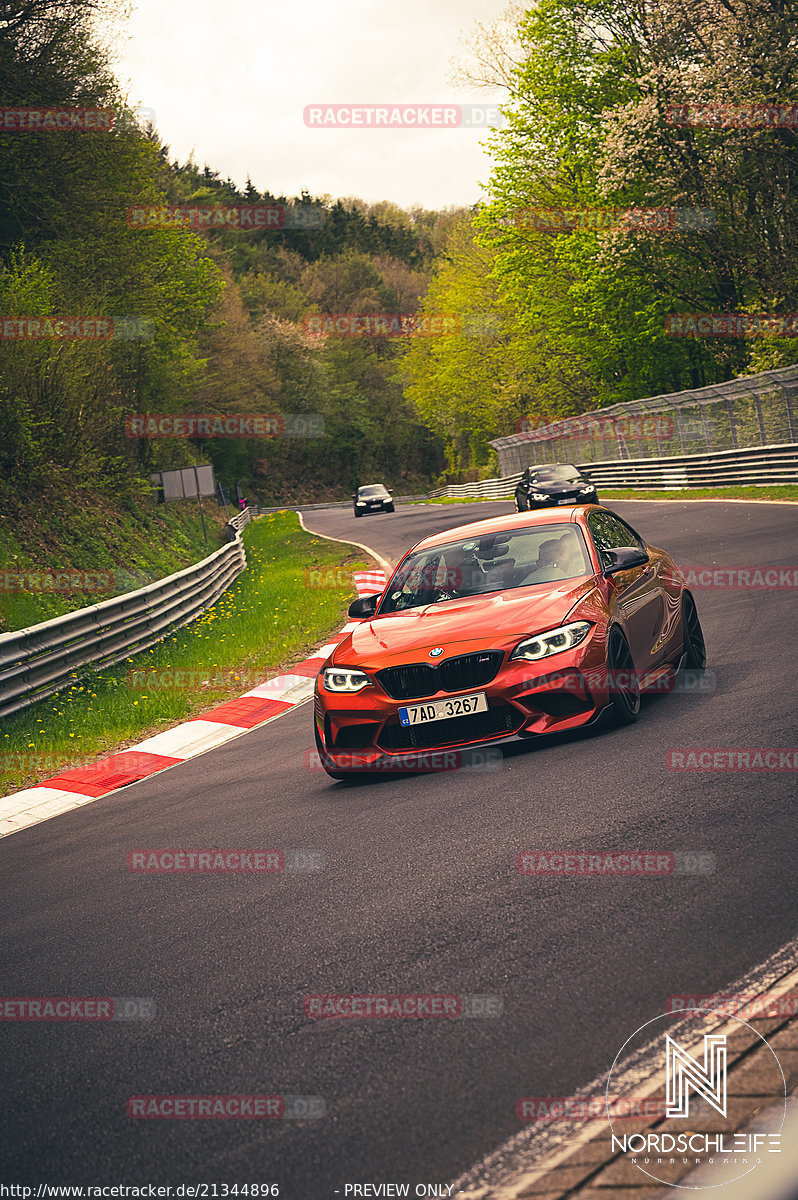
<box><xmin>0</xmin><ymin>569</ymin><xmax>388</xmax><ymax>840</ymax></box>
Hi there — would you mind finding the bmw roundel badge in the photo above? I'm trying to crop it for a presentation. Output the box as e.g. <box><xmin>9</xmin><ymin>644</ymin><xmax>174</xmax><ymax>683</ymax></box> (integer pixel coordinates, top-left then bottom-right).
<box><xmin>429</xmin><ymin>647</ymin><xmax>444</xmax><ymax>658</ymax></box>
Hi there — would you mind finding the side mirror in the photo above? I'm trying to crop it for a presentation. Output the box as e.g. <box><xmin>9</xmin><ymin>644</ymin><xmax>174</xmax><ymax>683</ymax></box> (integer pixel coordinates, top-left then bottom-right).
<box><xmin>603</xmin><ymin>546</ymin><xmax>649</xmax><ymax>575</ymax></box>
<box><xmin>348</xmin><ymin>593</ymin><xmax>380</xmax><ymax>619</ymax></box>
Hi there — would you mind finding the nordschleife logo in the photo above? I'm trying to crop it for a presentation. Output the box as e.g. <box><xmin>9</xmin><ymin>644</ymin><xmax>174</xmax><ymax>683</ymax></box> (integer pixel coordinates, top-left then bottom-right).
<box><xmin>665</xmin><ymin>1033</ymin><xmax>727</xmax><ymax>1118</ymax></box>
<box><xmin>606</xmin><ymin>1009</ymin><xmax>785</xmax><ymax>1189</ymax></box>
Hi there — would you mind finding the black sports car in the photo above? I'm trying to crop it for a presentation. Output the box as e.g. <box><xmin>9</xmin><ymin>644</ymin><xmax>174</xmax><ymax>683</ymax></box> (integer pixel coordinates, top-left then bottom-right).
<box><xmin>514</xmin><ymin>463</ymin><xmax>598</xmax><ymax>512</ymax></box>
<box><xmin>353</xmin><ymin>483</ymin><xmax>394</xmax><ymax>517</ymax></box>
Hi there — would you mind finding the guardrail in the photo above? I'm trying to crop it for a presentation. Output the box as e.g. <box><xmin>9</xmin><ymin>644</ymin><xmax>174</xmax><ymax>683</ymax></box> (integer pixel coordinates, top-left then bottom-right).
<box><xmin>255</xmin><ymin>494</ymin><xmax>430</xmax><ymax>514</ymax></box>
<box><xmin>491</xmin><ymin>363</ymin><xmax>798</xmax><ymax>475</ymax></box>
<box><xmin>429</xmin><ymin>443</ymin><xmax>798</xmax><ymax>498</ymax></box>
<box><xmin>0</xmin><ymin>508</ymin><xmax>253</xmax><ymax>720</ymax></box>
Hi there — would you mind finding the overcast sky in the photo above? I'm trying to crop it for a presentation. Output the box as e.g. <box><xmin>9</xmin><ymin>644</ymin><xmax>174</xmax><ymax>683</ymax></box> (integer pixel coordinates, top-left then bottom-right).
<box><xmin>112</xmin><ymin>0</ymin><xmax>511</xmax><ymax>211</ymax></box>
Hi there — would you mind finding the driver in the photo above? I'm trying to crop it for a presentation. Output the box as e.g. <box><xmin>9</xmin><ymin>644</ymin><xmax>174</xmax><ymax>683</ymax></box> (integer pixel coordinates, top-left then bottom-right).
<box><xmin>437</xmin><ymin>546</ymin><xmax>482</xmax><ymax>597</ymax></box>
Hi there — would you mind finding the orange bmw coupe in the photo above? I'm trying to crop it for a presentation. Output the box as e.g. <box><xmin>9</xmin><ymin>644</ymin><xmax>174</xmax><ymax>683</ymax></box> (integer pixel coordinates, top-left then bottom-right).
<box><xmin>313</xmin><ymin>506</ymin><xmax>706</xmax><ymax>779</ymax></box>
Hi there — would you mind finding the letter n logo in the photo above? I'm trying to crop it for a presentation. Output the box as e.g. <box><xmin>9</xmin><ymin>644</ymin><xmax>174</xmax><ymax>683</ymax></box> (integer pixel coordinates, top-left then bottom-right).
<box><xmin>666</xmin><ymin>1034</ymin><xmax>727</xmax><ymax>1117</ymax></box>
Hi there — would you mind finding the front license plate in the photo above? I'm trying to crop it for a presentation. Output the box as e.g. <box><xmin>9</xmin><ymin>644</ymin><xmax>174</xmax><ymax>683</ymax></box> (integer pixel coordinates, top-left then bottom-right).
<box><xmin>399</xmin><ymin>692</ymin><xmax>488</xmax><ymax>726</ymax></box>
<box><xmin>557</xmin><ymin>497</ymin><xmax>573</xmax><ymax>504</ymax></box>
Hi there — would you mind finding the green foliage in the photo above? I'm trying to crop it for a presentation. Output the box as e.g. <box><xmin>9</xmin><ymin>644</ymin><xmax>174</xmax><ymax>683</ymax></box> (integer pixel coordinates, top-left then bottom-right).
<box><xmin>0</xmin><ymin>0</ymin><xmax>456</xmax><ymax>509</ymax></box>
<box><xmin>410</xmin><ymin>0</ymin><xmax>798</xmax><ymax>469</ymax></box>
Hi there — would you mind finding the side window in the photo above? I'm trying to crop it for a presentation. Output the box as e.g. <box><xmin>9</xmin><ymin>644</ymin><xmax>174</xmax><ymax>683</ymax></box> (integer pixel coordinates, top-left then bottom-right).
<box><xmin>587</xmin><ymin>511</ymin><xmax>645</xmax><ymax>567</ymax></box>
<box><xmin>614</xmin><ymin>517</ymin><xmax>646</xmax><ymax>552</ymax></box>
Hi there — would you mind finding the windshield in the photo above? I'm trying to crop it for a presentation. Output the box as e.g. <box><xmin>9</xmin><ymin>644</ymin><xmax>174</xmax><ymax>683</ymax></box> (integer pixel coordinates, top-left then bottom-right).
<box><xmin>531</xmin><ymin>465</ymin><xmax>580</xmax><ymax>482</ymax></box>
<box><xmin>378</xmin><ymin>525</ymin><xmax>592</xmax><ymax>613</ymax></box>
<box><xmin>358</xmin><ymin>486</ymin><xmax>387</xmax><ymax>497</ymax></box>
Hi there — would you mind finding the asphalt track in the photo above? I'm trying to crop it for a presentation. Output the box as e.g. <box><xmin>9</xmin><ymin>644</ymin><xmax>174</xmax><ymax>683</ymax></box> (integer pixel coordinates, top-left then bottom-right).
<box><xmin>1</xmin><ymin>499</ymin><xmax>796</xmax><ymax>1196</ymax></box>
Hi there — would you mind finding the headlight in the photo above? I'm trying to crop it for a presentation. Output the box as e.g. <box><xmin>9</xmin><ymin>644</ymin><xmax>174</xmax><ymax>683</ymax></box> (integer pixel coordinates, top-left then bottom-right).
<box><xmin>529</xmin><ymin>492</ymin><xmax>548</xmax><ymax>500</ymax></box>
<box><xmin>355</xmin><ymin>501</ymin><xmax>367</xmax><ymax>506</ymax></box>
<box><xmin>323</xmin><ymin>668</ymin><xmax>371</xmax><ymax>692</ymax></box>
<box><xmin>578</xmin><ymin>486</ymin><xmax>594</xmax><ymax>494</ymax></box>
<box><xmin>510</xmin><ymin>621</ymin><xmax>592</xmax><ymax>662</ymax></box>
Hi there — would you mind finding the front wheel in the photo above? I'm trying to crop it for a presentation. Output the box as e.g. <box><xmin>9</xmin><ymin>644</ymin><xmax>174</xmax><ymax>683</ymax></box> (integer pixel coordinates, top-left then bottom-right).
<box><xmin>385</xmin><ymin>503</ymin><xmax>394</xmax><ymax>513</ymax></box>
<box><xmin>515</xmin><ymin>495</ymin><xmax>528</xmax><ymax>513</ymax></box>
<box><xmin>354</xmin><ymin>509</ymin><xmax>361</xmax><ymax>518</ymax></box>
<box><xmin>681</xmin><ymin>592</ymin><xmax>706</xmax><ymax>669</ymax></box>
<box><xmin>607</xmin><ymin>627</ymin><xmax>640</xmax><ymax>725</ymax></box>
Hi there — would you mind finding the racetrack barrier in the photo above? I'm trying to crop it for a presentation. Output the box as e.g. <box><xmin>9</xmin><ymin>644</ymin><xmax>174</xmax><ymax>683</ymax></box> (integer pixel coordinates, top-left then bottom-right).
<box><xmin>429</xmin><ymin>442</ymin><xmax>798</xmax><ymax>498</ymax></box>
<box><xmin>0</xmin><ymin>508</ymin><xmax>252</xmax><ymax>720</ymax></box>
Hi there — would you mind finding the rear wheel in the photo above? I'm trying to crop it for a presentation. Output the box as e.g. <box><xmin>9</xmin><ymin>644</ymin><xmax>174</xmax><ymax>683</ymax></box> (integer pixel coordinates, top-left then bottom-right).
<box><xmin>681</xmin><ymin>592</ymin><xmax>706</xmax><ymax>669</ymax></box>
<box><xmin>607</xmin><ymin>627</ymin><xmax>640</xmax><ymax>725</ymax></box>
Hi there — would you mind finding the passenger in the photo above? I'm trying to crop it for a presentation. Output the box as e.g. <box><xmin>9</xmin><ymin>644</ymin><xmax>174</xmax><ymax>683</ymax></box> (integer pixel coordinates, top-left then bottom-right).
<box><xmin>558</xmin><ymin>532</ymin><xmax>585</xmax><ymax>575</ymax></box>
<box><xmin>519</xmin><ymin>539</ymin><xmax>568</xmax><ymax>584</ymax></box>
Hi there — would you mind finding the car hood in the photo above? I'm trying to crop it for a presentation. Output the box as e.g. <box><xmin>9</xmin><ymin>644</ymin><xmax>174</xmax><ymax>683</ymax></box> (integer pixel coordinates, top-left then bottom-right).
<box><xmin>529</xmin><ymin>480</ymin><xmax>583</xmax><ymax>492</ymax></box>
<box><xmin>334</xmin><ymin>577</ymin><xmax>596</xmax><ymax>668</ymax></box>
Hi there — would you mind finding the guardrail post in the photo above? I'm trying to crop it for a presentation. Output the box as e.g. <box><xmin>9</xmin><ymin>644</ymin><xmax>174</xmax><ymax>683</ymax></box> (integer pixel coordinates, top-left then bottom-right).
<box><xmin>786</xmin><ymin>388</ymin><xmax>797</xmax><ymax>442</ymax></box>
<box><xmin>754</xmin><ymin>392</ymin><xmax>767</xmax><ymax>444</ymax></box>
<box><xmin>726</xmin><ymin>396</ymin><xmax>738</xmax><ymax>449</ymax></box>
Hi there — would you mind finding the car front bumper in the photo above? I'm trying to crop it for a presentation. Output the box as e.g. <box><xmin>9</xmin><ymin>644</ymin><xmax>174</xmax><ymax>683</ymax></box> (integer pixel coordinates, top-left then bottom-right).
<box><xmin>314</xmin><ymin>641</ymin><xmax>613</xmax><ymax>774</ymax></box>
<box><xmin>518</xmin><ymin>491</ymin><xmax>598</xmax><ymax>508</ymax></box>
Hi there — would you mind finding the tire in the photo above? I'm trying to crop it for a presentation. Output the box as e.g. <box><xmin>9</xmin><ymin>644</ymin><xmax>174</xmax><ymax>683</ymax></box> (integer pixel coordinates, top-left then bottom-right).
<box><xmin>607</xmin><ymin>627</ymin><xmax>640</xmax><ymax>725</ymax></box>
<box><xmin>515</xmin><ymin>494</ymin><xmax>528</xmax><ymax>513</ymax></box>
<box><xmin>385</xmin><ymin>504</ymin><xmax>394</xmax><ymax>513</ymax></box>
<box><xmin>354</xmin><ymin>509</ymin><xmax>361</xmax><ymax>518</ymax></box>
<box><xmin>681</xmin><ymin>592</ymin><xmax>706</xmax><ymax>669</ymax></box>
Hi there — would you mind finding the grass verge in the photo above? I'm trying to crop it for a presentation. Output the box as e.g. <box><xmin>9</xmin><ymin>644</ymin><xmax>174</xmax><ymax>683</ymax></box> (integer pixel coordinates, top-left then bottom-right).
<box><xmin>599</xmin><ymin>485</ymin><xmax>798</xmax><ymax>501</ymax></box>
<box><xmin>411</xmin><ymin>485</ymin><xmax>798</xmax><ymax>505</ymax></box>
<box><xmin>0</xmin><ymin>478</ymin><xmax>228</xmax><ymax>634</ymax></box>
<box><xmin>1</xmin><ymin>512</ymin><xmax>370</xmax><ymax>794</ymax></box>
